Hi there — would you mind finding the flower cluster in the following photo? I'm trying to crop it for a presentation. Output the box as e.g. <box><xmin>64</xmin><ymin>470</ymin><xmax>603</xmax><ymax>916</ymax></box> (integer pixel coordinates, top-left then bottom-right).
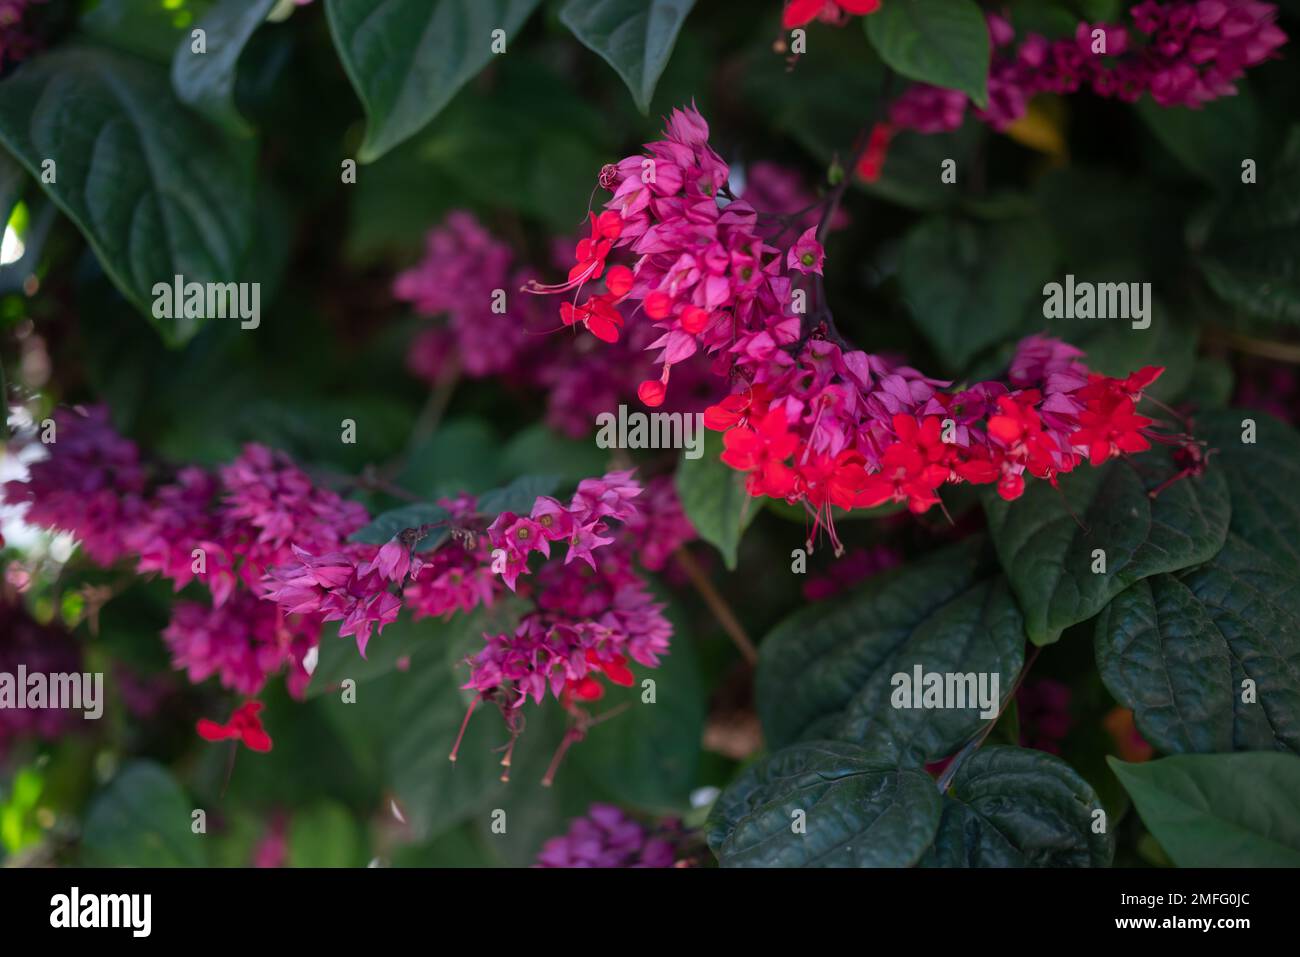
<box><xmin>0</xmin><ymin>596</ymin><xmax>82</xmax><ymax>755</ymax></box>
<box><xmin>264</xmin><ymin>493</ymin><xmax>496</xmax><ymax>658</ymax></box>
<box><xmin>2</xmin><ymin>407</ymin><xmax>368</xmax><ymax>697</ymax></box>
<box><xmin>0</xmin><ymin>0</ymin><xmax>47</xmax><ymax>70</ymax></box>
<box><xmin>535</xmin><ymin>804</ymin><xmax>686</xmax><ymax>867</ymax></box>
<box><xmin>887</xmin><ymin>3</ymin><xmax>1286</xmax><ymax>138</ymax></box>
<box><xmin>466</xmin><ymin>471</ymin><xmax>672</xmax><ymax>711</ymax></box>
<box><xmin>395</xmin><ymin>210</ymin><xmax>719</xmax><ymax>438</ymax></box>
<box><xmin>528</xmin><ymin>107</ymin><xmax>1178</xmax><ymax>553</ymax></box>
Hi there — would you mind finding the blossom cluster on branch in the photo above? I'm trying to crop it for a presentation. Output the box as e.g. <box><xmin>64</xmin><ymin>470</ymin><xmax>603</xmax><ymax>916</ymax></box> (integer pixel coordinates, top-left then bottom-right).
<box><xmin>526</xmin><ymin>105</ymin><xmax>1187</xmax><ymax>554</ymax></box>
<box><xmin>886</xmin><ymin>2</ymin><xmax>1286</xmax><ymax>138</ymax></box>
<box><xmin>2</xmin><ymin>409</ymin><xmax>692</xmax><ymax>753</ymax></box>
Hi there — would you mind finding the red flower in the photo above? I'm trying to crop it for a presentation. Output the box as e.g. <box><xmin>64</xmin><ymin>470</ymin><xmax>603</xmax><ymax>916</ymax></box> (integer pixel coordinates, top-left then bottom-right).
<box><xmin>560</xmin><ymin>293</ymin><xmax>623</xmax><ymax>343</ymax></box>
<box><xmin>721</xmin><ymin>407</ymin><xmax>799</xmax><ymax>498</ymax></box>
<box><xmin>855</xmin><ymin>121</ymin><xmax>895</xmax><ymax>183</ymax></box>
<box><xmin>783</xmin><ymin>0</ymin><xmax>882</xmax><ymax>30</ymax></box>
<box><xmin>797</xmin><ymin>448</ymin><xmax>869</xmax><ymax>511</ymax></box>
<box><xmin>569</xmin><ymin>210</ymin><xmax>623</xmax><ymax>285</ymax></box>
<box><xmin>858</xmin><ymin>415</ymin><xmax>950</xmax><ymax>513</ymax></box>
<box><xmin>1071</xmin><ymin>394</ymin><xmax>1153</xmax><ymax>466</ymax></box>
<box><xmin>704</xmin><ymin>384</ymin><xmax>772</xmax><ymax>431</ymax></box>
<box><xmin>197</xmin><ymin>700</ymin><xmax>272</xmax><ymax>753</ymax></box>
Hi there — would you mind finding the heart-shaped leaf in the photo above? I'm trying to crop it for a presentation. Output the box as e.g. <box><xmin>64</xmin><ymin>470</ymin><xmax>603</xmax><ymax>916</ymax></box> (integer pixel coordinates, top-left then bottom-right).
<box><xmin>0</xmin><ymin>45</ymin><xmax>257</xmax><ymax>344</ymax></box>
<box><xmin>707</xmin><ymin>741</ymin><xmax>942</xmax><ymax>867</ymax></box>
<box><xmin>1110</xmin><ymin>752</ymin><xmax>1300</xmax><ymax>866</ymax></box>
<box><xmin>1097</xmin><ymin>535</ymin><xmax>1300</xmax><ymax>755</ymax></box>
<box><xmin>865</xmin><ymin>0</ymin><xmax>991</xmax><ymax>107</ymax></box>
<box><xmin>559</xmin><ymin>0</ymin><xmax>696</xmax><ymax>113</ymax></box>
<box><xmin>984</xmin><ymin>445</ymin><xmax>1230</xmax><ymax>644</ymax></box>
<box><xmin>757</xmin><ymin>537</ymin><xmax>1025</xmax><ymax>760</ymax></box>
<box><xmin>325</xmin><ymin>0</ymin><xmax>544</xmax><ymax>162</ymax></box>
<box><xmin>923</xmin><ymin>746</ymin><xmax>1115</xmax><ymax>866</ymax></box>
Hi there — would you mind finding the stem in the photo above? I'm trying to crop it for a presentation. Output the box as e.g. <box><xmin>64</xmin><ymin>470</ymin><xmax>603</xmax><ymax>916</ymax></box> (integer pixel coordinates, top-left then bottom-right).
<box><xmin>1203</xmin><ymin>326</ymin><xmax>1300</xmax><ymax>365</ymax></box>
<box><xmin>673</xmin><ymin>547</ymin><xmax>758</xmax><ymax>666</ymax></box>
<box><xmin>935</xmin><ymin>644</ymin><xmax>1041</xmax><ymax>793</ymax></box>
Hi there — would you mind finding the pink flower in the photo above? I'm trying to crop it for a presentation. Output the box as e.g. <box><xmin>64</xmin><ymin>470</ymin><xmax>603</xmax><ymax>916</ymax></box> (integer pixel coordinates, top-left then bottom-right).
<box><xmin>786</xmin><ymin>227</ymin><xmax>825</xmax><ymax>275</ymax></box>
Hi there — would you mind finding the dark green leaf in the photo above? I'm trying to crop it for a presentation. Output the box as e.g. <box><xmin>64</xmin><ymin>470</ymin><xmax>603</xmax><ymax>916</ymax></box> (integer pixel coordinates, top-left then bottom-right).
<box><xmin>80</xmin><ymin>0</ymin><xmax>216</xmax><ymax>64</ymax></box>
<box><xmin>1097</xmin><ymin>536</ymin><xmax>1300</xmax><ymax>755</ymax></box>
<box><xmin>348</xmin><ymin>503</ymin><xmax>450</xmax><ymax>546</ymax></box>
<box><xmin>288</xmin><ymin>801</ymin><xmax>365</xmax><ymax>867</ymax></box>
<box><xmin>758</xmin><ymin>537</ymin><xmax>1025</xmax><ymax>760</ymax></box>
<box><xmin>307</xmin><ymin>599</ymin><xmax>526</xmax><ymax>698</ymax></box>
<box><xmin>573</xmin><ymin>593</ymin><xmax>705</xmax><ymax>810</ymax></box>
<box><xmin>171</xmin><ymin>0</ymin><xmax>278</xmax><ymax>135</ymax></box>
<box><xmin>899</xmin><ymin>215</ymin><xmax>1057</xmax><ymax>371</ymax></box>
<box><xmin>923</xmin><ymin>746</ymin><xmax>1114</xmax><ymax>866</ymax></box>
<box><xmin>707</xmin><ymin>741</ymin><xmax>942</xmax><ymax>867</ymax></box>
<box><xmin>983</xmin><ymin>445</ymin><xmax>1231</xmax><ymax>644</ymax></box>
<box><xmin>477</xmin><ymin>474</ymin><xmax>562</xmax><ymax>518</ymax></box>
<box><xmin>865</xmin><ymin>0</ymin><xmax>991</xmax><ymax>107</ymax></box>
<box><xmin>1198</xmin><ymin>409</ymin><xmax>1300</xmax><ymax>576</ymax></box>
<box><xmin>1199</xmin><ymin>126</ymin><xmax>1300</xmax><ymax>324</ymax></box>
<box><xmin>559</xmin><ymin>0</ymin><xmax>696</xmax><ymax>113</ymax></box>
<box><xmin>324</xmin><ymin>0</ymin><xmax>544</xmax><ymax>162</ymax></box>
<box><xmin>81</xmin><ymin>761</ymin><xmax>205</xmax><ymax>867</ymax></box>
<box><xmin>675</xmin><ymin>429</ymin><xmax>758</xmax><ymax>570</ymax></box>
<box><xmin>0</xmin><ymin>46</ymin><xmax>257</xmax><ymax>344</ymax></box>
<box><xmin>1110</xmin><ymin>752</ymin><xmax>1300</xmax><ymax>866</ymax></box>
<box><xmin>1137</xmin><ymin>88</ymin><xmax>1258</xmax><ymax>186</ymax></box>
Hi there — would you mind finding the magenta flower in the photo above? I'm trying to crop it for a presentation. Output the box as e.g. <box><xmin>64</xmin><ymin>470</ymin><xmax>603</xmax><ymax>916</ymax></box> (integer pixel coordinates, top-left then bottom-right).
<box><xmin>786</xmin><ymin>228</ymin><xmax>826</xmax><ymax>276</ymax></box>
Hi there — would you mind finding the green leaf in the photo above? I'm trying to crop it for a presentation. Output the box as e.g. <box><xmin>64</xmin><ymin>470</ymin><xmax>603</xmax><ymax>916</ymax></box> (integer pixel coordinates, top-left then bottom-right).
<box><xmin>1110</xmin><ymin>752</ymin><xmax>1300</xmax><ymax>866</ymax></box>
<box><xmin>171</xmin><ymin>0</ymin><xmax>278</xmax><ymax>135</ymax></box>
<box><xmin>983</xmin><ymin>445</ymin><xmax>1231</xmax><ymax>645</ymax></box>
<box><xmin>1198</xmin><ymin>409</ymin><xmax>1300</xmax><ymax>576</ymax></box>
<box><xmin>757</xmin><ymin>537</ymin><xmax>1025</xmax><ymax>758</ymax></box>
<box><xmin>1199</xmin><ymin>126</ymin><xmax>1300</xmax><ymax>324</ymax></box>
<box><xmin>573</xmin><ymin>592</ymin><xmax>705</xmax><ymax>810</ymax></box>
<box><xmin>477</xmin><ymin>474</ymin><xmax>562</xmax><ymax>517</ymax></box>
<box><xmin>865</xmin><ymin>0</ymin><xmax>991</xmax><ymax>107</ymax></box>
<box><xmin>288</xmin><ymin>801</ymin><xmax>364</xmax><ymax>867</ymax></box>
<box><xmin>559</xmin><ymin>0</ymin><xmax>696</xmax><ymax>113</ymax></box>
<box><xmin>334</xmin><ymin>645</ymin><xmax>565</xmax><ymax>841</ymax></box>
<box><xmin>80</xmin><ymin>0</ymin><xmax>216</xmax><ymax>64</ymax></box>
<box><xmin>675</xmin><ymin>429</ymin><xmax>758</xmax><ymax>570</ymax></box>
<box><xmin>0</xmin><ymin>45</ymin><xmax>257</xmax><ymax>344</ymax></box>
<box><xmin>348</xmin><ymin>502</ymin><xmax>451</xmax><ymax>547</ymax></box>
<box><xmin>924</xmin><ymin>746</ymin><xmax>1114</xmax><ymax>866</ymax></box>
<box><xmin>899</xmin><ymin>215</ymin><xmax>1057</xmax><ymax>371</ymax></box>
<box><xmin>707</xmin><ymin>741</ymin><xmax>942</xmax><ymax>867</ymax></box>
<box><xmin>82</xmin><ymin>761</ymin><xmax>205</xmax><ymax>867</ymax></box>
<box><xmin>307</xmin><ymin>599</ymin><xmax>526</xmax><ymax>698</ymax></box>
<box><xmin>1096</xmin><ymin>539</ymin><xmax>1300</xmax><ymax>755</ymax></box>
<box><xmin>499</xmin><ymin>424</ymin><xmax>611</xmax><ymax>483</ymax></box>
<box><xmin>1136</xmin><ymin>88</ymin><xmax>1258</xmax><ymax>187</ymax></box>
<box><xmin>324</xmin><ymin>0</ymin><xmax>544</xmax><ymax>163</ymax></box>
